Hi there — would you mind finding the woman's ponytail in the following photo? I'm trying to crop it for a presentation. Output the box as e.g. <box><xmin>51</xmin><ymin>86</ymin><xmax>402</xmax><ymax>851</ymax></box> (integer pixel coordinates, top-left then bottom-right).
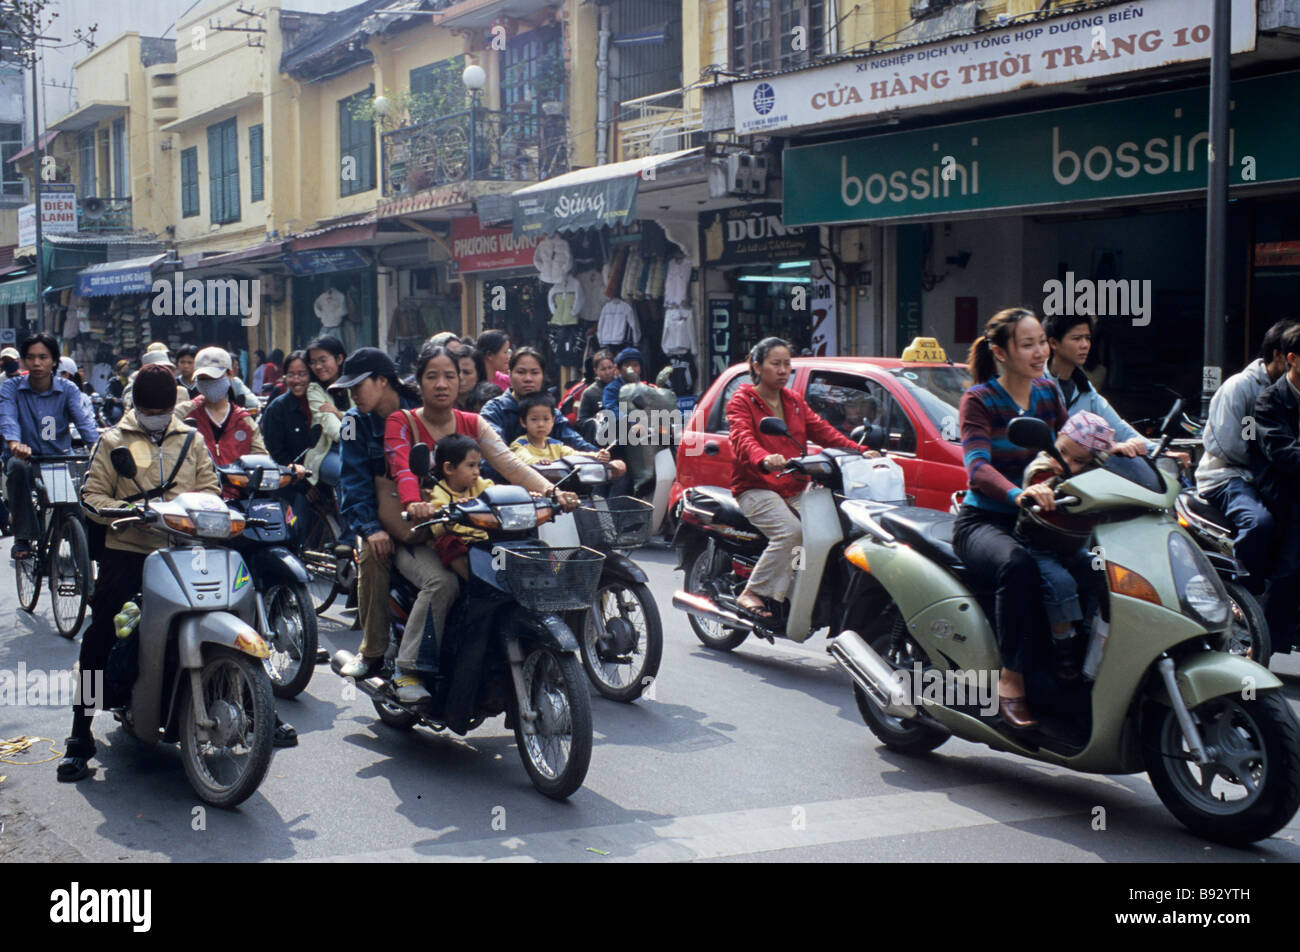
<box><xmin>966</xmin><ymin>337</ymin><xmax>996</xmax><ymax>384</ymax></box>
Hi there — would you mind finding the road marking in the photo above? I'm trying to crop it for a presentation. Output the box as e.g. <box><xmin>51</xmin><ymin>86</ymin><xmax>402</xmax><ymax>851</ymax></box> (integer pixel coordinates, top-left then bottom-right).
<box><xmin>305</xmin><ymin>781</ymin><xmax>1114</xmax><ymax>863</ymax></box>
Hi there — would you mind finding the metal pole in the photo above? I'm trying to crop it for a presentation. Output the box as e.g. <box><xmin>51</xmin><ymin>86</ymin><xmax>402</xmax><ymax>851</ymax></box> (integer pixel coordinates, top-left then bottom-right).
<box><xmin>468</xmin><ymin>92</ymin><xmax>477</xmax><ymax>180</ymax></box>
<box><xmin>29</xmin><ymin>32</ymin><xmax>44</xmax><ymax>334</ymax></box>
<box><xmin>1200</xmin><ymin>0</ymin><xmax>1230</xmax><ymax>417</ymax></box>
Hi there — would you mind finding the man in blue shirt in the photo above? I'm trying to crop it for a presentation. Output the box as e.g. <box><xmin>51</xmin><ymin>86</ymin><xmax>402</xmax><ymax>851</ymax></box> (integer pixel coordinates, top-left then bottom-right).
<box><xmin>1</xmin><ymin>333</ymin><xmax>99</xmax><ymax>559</ymax></box>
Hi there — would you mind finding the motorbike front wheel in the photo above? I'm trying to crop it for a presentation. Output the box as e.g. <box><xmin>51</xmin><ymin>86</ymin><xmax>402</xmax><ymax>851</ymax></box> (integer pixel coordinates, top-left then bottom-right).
<box><xmin>263</xmin><ymin>581</ymin><xmax>319</xmax><ymax>698</ymax></box>
<box><xmin>1220</xmin><ymin>580</ymin><xmax>1271</xmax><ymax>669</ymax></box>
<box><xmin>178</xmin><ymin>647</ymin><xmax>275</xmax><ymax>809</ymax></box>
<box><xmin>683</xmin><ymin>546</ymin><xmax>749</xmax><ymax>652</ymax></box>
<box><xmin>511</xmin><ymin>646</ymin><xmax>592</xmax><ymax>800</ymax></box>
<box><xmin>575</xmin><ymin>580</ymin><xmax>663</xmax><ymax>703</ymax></box>
<box><xmin>1143</xmin><ymin>691</ymin><xmax>1300</xmax><ymax>845</ymax></box>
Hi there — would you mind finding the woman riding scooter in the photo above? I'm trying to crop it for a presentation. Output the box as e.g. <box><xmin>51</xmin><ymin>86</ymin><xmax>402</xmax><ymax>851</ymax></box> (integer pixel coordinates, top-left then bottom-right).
<box><xmin>727</xmin><ymin>337</ymin><xmax>870</xmax><ymax>621</ymax></box>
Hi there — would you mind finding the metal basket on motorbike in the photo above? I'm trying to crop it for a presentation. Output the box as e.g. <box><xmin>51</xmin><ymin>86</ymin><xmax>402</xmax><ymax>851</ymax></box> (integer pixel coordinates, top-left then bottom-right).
<box><xmin>494</xmin><ymin>544</ymin><xmax>605</xmax><ymax>613</ymax></box>
<box><xmin>573</xmin><ymin>496</ymin><xmax>654</xmax><ymax>549</ymax></box>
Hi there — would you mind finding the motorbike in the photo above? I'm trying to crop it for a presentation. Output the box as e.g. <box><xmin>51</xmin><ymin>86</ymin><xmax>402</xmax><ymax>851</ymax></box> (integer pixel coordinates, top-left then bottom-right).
<box><xmin>216</xmin><ymin>452</ymin><xmax>319</xmax><ymax>698</ymax></box>
<box><xmin>671</xmin><ymin>419</ymin><xmax>903</xmax><ymax>651</ymax></box>
<box><xmin>330</xmin><ymin>442</ymin><xmax>599</xmax><ymax>800</ymax></box>
<box><xmin>97</xmin><ymin>446</ymin><xmax>276</xmax><ymax>808</ymax></box>
<box><xmin>533</xmin><ymin>454</ymin><xmax>663</xmax><ymax>702</ymax></box>
<box><xmin>827</xmin><ymin>414</ymin><xmax>1300</xmax><ymax>845</ymax></box>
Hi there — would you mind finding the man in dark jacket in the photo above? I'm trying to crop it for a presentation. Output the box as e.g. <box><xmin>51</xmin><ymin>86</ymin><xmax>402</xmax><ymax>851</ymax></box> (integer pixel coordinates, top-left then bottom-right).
<box><xmin>1249</xmin><ymin>322</ymin><xmax>1300</xmax><ymax>652</ymax></box>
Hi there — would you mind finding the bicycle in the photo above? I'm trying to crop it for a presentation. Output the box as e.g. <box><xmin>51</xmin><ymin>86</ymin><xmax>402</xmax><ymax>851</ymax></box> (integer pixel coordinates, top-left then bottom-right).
<box><xmin>13</xmin><ymin>453</ymin><xmax>93</xmax><ymax>638</ymax></box>
<box><xmin>294</xmin><ymin>484</ymin><xmax>356</xmax><ymax>615</ymax></box>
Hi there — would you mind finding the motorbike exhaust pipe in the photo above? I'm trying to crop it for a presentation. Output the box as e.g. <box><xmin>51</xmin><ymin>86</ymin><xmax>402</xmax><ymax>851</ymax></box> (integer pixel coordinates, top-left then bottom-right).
<box><xmin>827</xmin><ymin>630</ymin><xmax>917</xmax><ymax>720</ymax></box>
<box><xmin>671</xmin><ymin>591</ymin><xmax>755</xmax><ymax>632</ymax></box>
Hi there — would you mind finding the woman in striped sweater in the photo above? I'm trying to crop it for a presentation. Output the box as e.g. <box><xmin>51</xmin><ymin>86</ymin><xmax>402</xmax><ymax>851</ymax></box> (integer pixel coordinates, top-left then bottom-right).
<box><xmin>954</xmin><ymin>308</ymin><xmax>1068</xmax><ymax>730</ymax></box>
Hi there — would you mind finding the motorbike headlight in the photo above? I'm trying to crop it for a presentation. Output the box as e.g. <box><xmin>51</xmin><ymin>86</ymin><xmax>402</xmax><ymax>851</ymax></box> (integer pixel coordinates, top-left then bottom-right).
<box><xmin>579</xmin><ymin>464</ymin><xmax>607</xmax><ymax>484</ymax></box>
<box><xmin>259</xmin><ymin>470</ymin><xmax>283</xmax><ymax>490</ymax></box>
<box><xmin>190</xmin><ymin>509</ymin><xmax>233</xmax><ymax>539</ymax></box>
<box><xmin>496</xmin><ymin>503</ymin><xmax>538</xmax><ymax>531</ymax></box>
<box><xmin>1169</xmin><ymin>531</ymin><xmax>1230</xmax><ymax>628</ymax></box>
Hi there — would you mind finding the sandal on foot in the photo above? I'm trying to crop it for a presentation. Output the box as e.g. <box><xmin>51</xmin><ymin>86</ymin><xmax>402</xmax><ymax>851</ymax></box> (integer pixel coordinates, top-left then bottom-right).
<box><xmin>273</xmin><ymin>717</ymin><xmax>298</xmax><ymax>748</ymax></box>
<box><xmin>736</xmin><ymin>598</ymin><xmax>774</xmax><ymax>621</ymax></box>
<box><xmin>56</xmin><ymin>737</ymin><xmax>95</xmax><ymax>782</ymax></box>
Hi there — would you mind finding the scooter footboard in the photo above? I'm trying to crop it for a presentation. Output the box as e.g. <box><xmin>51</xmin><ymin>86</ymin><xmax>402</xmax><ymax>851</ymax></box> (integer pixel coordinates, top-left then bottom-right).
<box><xmin>1149</xmin><ymin>651</ymin><xmax>1282</xmax><ymax>709</ymax></box>
<box><xmin>177</xmin><ymin>612</ymin><xmax>270</xmax><ymax>669</ymax></box>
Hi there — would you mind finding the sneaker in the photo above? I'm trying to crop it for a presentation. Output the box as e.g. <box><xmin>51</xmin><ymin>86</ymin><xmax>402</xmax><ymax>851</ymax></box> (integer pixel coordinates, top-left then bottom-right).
<box><xmin>339</xmin><ymin>653</ymin><xmax>382</xmax><ymax>680</ymax></box>
<box><xmin>56</xmin><ymin>736</ymin><xmax>95</xmax><ymax>782</ymax></box>
<box><xmin>393</xmin><ymin>673</ymin><xmax>431</xmax><ymax>704</ymax></box>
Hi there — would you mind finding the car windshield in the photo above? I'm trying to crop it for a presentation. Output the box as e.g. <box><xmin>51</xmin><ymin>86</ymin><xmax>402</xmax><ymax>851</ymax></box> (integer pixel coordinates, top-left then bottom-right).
<box><xmin>886</xmin><ymin>366</ymin><xmax>971</xmax><ymax>442</ymax></box>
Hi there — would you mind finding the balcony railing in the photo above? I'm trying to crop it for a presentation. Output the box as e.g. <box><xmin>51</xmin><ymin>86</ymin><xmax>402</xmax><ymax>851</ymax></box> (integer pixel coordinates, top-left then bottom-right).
<box><xmin>381</xmin><ymin>106</ymin><xmax>569</xmax><ymax>197</ymax></box>
<box><xmin>615</xmin><ymin>90</ymin><xmax>703</xmax><ymax>162</ymax></box>
<box><xmin>76</xmin><ymin>196</ymin><xmax>132</xmax><ymax>232</ymax></box>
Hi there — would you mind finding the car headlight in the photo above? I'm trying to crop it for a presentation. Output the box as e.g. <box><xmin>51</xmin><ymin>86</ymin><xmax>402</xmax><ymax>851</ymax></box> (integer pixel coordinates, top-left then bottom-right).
<box><xmin>1168</xmin><ymin>531</ymin><xmax>1229</xmax><ymax>628</ymax></box>
<box><xmin>497</xmin><ymin>503</ymin><xmax>538</xmax><ymax>531</ymax></box>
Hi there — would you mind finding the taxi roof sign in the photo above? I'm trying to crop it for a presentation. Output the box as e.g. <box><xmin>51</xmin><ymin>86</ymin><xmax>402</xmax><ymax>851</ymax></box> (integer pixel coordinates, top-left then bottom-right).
<box><xmin>901</xmin><ymin>337</ymin><xmax>948</xmax><ymax>362</ymax></box>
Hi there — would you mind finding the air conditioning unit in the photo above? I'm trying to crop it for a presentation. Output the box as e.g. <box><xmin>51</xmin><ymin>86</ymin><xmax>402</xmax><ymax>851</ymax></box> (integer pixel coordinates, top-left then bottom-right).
<box><xmin>726</xmin><ymin>153</ymin><xmax>768</xmax><ymax>196</ymax></box>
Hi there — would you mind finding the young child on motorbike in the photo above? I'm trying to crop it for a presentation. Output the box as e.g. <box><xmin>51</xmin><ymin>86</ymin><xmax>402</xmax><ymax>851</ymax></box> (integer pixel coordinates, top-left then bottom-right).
<box><xmin>509</xmin><ymin>392</ymin><xmax>621</xmax><ymax>473</ymax></box>
<box><xmin>425</xmin><ymin>433</ymin><xmax>495</xmax><ymax>581</ymax></box>
<box><xmin>1018</xmin><ymin>410</ymin><xmax>1114</xmax><ymax>683</ymax></box>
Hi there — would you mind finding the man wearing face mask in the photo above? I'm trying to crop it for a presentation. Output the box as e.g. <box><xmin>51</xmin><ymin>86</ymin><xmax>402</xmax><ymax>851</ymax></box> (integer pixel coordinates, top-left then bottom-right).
<box><xmin>59</xmin><ymin>364</ymin><xmax>214</xmax><ymax>781</ymax></box>
<box><xmin>185</xmin><ymin>347</ymin><xmax>266</xmax><ymax>499</ymax></box>
<box><xmin>1</xmin><ymin>346</ymin><xmax>23</xmax><ymax>379</ymax></box>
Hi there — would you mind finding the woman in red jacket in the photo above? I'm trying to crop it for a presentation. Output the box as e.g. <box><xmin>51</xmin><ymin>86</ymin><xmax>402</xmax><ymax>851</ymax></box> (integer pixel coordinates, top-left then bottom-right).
<box><xmin>727</xmin><ymin>337</ymin><xmax>870</xmax><ymax>618</ymax></box>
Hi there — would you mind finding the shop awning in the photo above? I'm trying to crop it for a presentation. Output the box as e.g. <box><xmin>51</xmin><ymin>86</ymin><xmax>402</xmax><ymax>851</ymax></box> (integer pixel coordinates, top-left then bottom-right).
<box><xmin>0</xmin><ymin>276</ymin><xmax>36</xmax><ymax>306</ymax></box>
<box><xmin>75</xmin><ymin>253</ymin><xmax>167</xmax><ymax>297</ymax></box>
<box><xmin>511</xmin><ymin>147</ymin><xmax>702</xmax><ymax>237</ymax></box>
<box><xmin>7</xmin><ymin>131</ymin><xmax>59</xmax><ymax>165</ymax></box>
<box><xmin>181</xmin><ymin>240</ymin><xmax>286</xmax><ymax>275</ymax></box>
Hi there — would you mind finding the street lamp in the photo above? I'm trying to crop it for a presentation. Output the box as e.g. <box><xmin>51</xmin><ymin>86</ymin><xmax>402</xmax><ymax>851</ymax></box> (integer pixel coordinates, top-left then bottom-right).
<box><xmin>462</xmin><ymin>64</ymin><xmax>486</xmax><ymax>179</ymax></box>
<box><xmin>372</xmin><ymin>94</ymin><xmax>391</xmax><ymax>118</ymax></box>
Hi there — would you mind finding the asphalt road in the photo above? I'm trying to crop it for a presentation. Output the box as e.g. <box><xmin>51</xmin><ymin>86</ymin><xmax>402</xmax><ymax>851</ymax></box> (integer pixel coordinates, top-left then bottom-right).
<box><xmin>3</xmin><ymin>537</ymin><xmax>1300</xmax><ymax>863</ymax></box>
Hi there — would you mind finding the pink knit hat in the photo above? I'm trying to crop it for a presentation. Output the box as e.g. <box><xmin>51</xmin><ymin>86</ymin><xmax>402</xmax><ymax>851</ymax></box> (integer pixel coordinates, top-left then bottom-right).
<box><xmin>1060</xmin><ymin>410</ymin><xmax>1114</xmax><ymax>452</ymax></box>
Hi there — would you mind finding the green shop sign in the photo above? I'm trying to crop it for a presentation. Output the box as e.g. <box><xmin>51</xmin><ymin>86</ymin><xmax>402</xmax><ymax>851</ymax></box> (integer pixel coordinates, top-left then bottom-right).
<box><xmin>513</xmin><ymin>174</ymin><xmax>639</xmax><ymax>237</ymax></box>
<box><xmin>784</xmin><ymin>70</ymin><xmax>1300</xmax><ymax>227</ymax></box>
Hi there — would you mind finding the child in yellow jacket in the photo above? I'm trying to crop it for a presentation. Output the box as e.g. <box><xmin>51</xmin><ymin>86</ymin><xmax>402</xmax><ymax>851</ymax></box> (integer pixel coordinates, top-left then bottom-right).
<box><xmin>510</xmin><ymin>392</ymin><xmax>624</xmax><ymax>475</ymax></box>
<box><xmin>426</xmin><ymin>433</ymin><xmax>495</xmax><ymax>580</ymax></box>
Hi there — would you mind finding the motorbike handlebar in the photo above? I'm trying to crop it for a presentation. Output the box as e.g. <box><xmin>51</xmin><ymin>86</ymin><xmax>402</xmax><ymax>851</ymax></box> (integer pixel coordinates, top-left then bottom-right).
<box><xmin>1029</xmin><ymin>494</ymin><xmax>1080</xmax><ymax>514</ymax></box>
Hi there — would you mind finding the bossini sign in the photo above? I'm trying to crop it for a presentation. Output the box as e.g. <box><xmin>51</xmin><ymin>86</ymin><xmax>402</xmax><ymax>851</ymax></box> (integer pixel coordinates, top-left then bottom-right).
<box><xmin>731</xmin><ymin>0</ymin><xmax>1256</xmax><ymax>135</ymax></box>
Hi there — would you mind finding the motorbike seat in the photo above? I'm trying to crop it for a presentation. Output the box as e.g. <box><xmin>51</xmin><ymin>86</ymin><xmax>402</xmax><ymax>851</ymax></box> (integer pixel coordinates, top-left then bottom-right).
<box><xmin>1182</xmin><ymin>491</ymin><xmax>1234</xmax><ymax>534</ymax></box>
<box><xmin>878</xmin><ymin>507</ymin><xmax>966</xmax><ymax>573</ymax></box>
<box><xmin>686</xmin><ymin>485</ymin><xmax>759</xmax><ymax>533</ymax></box>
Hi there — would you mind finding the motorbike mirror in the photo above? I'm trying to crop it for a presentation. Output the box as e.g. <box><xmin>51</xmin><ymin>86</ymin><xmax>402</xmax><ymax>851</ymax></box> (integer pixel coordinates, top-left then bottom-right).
<box><xmin>855</xmin><ymin>424</ymin><xmax>887</xmax><ymax>452</ymax></box>
<box><xmin>758</xmin><ymin>416</ymin><xmax>790</xmax><ymax>438</ymax></box>
<box><xmin>1007</xmin><ymin>416</ymin><xmax>1069</xmax><ymax>472</ymax></box>
<box><xmin>308</xmin><ymin>423</ymin><xmax>323</xmax><ymax>445</ymax></box>
<box><xmin>1159</xmin><ymin>398</ymin><xmax>1184</xmax><ymax>437</ymax></box>
<box><xmin>110</xmin><ymin>446</ymin><xmax>138</xmax><ymax>479</ymax></box>
<box><xmin>409</xmin><ymin>442</ymin><xmax>431</xmax><ymax>479</ymax></box>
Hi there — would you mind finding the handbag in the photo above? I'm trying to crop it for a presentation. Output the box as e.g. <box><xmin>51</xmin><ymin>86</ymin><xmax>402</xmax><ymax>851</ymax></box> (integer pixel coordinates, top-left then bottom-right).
<box><xmin>374</xmin><ymin>410</ymin><xmax>433</xmax><ymax>545</ymax></box>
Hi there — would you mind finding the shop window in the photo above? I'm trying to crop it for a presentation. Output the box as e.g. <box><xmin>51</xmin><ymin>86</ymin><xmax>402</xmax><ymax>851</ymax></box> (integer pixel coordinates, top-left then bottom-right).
<box><xmin>501</xmin><ymin>26</ymin><xmax>563</xmax><ymax>111</ymax></box>
<box><xmin>249</xmin><ymin>124</ymin><xmax>264</xmax><ymax>203</ymax></box>
<box><xmin>409</xmin><ymin>56</ymin><xmax>467</xmax><ymax>123</ymax></box>
<box><xmin>731</xmin><ymin>0</ymin><xmax>825</xmax><ymax>74</ymax></box>
<box><xmin>76</xmin><ymin>130</ymin><xmax>95</xmax><ymax>198</ymax></box>
<box><xmin>180</xmin><ymin>146</ymin><xmax>199</xmax><ymax>218</ymax></box>
<box><xmin>339</xmin><ymin>88</ymin><xmax>376</xmax><ymax>196</ymax></box>
<box><xmin>805</xmin><ymin>371</ymin><xmax>916</xmax><ymax>454</ymax></box>
<box><xmin>0</xmin><ymin>122</ymin><xmax>24</xmax><ymax>198</ymax></box>
<box><xmin>207</xmin><ymin>117</ymin><xmax>240</xmax><ymax>225</ymax></box>
<box><xmin>111</xmin><ymin>117</ymin><xmax>128</xmax><ymax>197</ymax></box>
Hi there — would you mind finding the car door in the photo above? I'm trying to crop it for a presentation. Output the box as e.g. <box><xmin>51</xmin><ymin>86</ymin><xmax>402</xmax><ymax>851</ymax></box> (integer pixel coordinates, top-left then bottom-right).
<box><xmin>802</xmin><ymin>368</ymin><xmax>924</xmax><ymax>498</ymax></box>
<box><xmin>677</xmin><ymin>366</ymin><xmax>750</xmax><ymax>491</ymax></box>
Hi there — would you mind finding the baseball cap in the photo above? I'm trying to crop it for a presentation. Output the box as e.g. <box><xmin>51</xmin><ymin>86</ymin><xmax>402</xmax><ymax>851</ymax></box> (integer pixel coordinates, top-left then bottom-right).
<box><xmin>1</xmin><ymin>346</ymin><xmax>19</xmax><ymax>361</ymax></box>
<box><xmin>58</xmin><ymin>357</ymin><xmax>78</xmax><ymax>376</ymax></box>
<box><xmin>141</xmin><ymin>350</ymin><xmax>175</xmax><ymax>368</ymax></box>
<box><xmin>333</xmin><ymin>347</ymin><xmax>397</xmax><ymax>390</ymax></box>
<box><xmin>193</xmin><ymin>346</ymin><xmax>233</xmax><ymax>380</ymax></box>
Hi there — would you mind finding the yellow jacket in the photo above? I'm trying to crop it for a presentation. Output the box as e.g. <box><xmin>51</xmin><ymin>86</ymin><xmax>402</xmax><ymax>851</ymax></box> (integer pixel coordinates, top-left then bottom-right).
<box><xmin>81</xmin><ymin>410</ymin><xmax>221</xmax><ymax>554</ymax></box>
<box><xmin>426</xmin><ymin>476</ymin><xmax>494</xmax><ymax>545</ymax></box>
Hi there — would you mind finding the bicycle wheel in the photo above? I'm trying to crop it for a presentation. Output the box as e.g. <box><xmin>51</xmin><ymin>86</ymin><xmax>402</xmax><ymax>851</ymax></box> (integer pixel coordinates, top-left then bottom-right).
<box><xmin>49</xmin><ymin>514</ymin><xmax>91</xmax><ymax>638</ymax></box>
<box><xmin>300</xmin><ymin>511</ymin><xmax>344</xmax><ymax>613</ymax></box>
<box><xmin>15</xmin><ymin>542</ymin><xmax>41</xmax><ymax>612</ymax></box>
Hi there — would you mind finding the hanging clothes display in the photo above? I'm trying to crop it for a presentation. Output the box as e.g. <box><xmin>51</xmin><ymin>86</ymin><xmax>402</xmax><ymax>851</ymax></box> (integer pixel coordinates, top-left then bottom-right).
<box><xmin>596</xmin><ymin>297</ymin><xmax>639</xmax><ymax>349</ymax></box>
<box><xmin>661</xmin><ymin>305</ymin><xmax>697</xmax><ymax>355</ymax></box>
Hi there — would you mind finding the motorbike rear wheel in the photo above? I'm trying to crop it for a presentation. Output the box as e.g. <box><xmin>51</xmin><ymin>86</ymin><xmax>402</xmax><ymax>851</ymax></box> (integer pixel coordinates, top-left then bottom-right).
<box><xmin>1143</xmin><ymin>691</ymin><xmax>1300</xmax><ymax>845</ymax></box>
<box><xmin>179</xmin><ymin>647</ymin><xmax>274</xmax><ymax>809</ymax></box>
<box><xmin>512</xmin><ymin>646</ymin><xmax>592</xmax><ymax>800</ymax></box>
<box><xmin>1220</xmin><ymin>580</ymin><xmax>1271</xmax><ymax>669</ymax></box>
<box><xmin>575</xmin><ymin>580</ymin><xmax>663</xmax><ymax>703</ymax></box>
<box><xmin>264</xmin><ymin>581</ymin><xmax>318</xmax><ymax>699</ymax></box>
<box><xmin>684</xmin><ymin>546</ymin><xmax>749</xmax><ymax>652</ymax></box>
<box><xmin>853</xmin><ymin>610</ymin><xmax>949</xmax><ymax>754</ymax></box>
<box><xmin>49</xmin><ymin>514</ymin><xmax>91</xmax><ymax>639</ymax></box>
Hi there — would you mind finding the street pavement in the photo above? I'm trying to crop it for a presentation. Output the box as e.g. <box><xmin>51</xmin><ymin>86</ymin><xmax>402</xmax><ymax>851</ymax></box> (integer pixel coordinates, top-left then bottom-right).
<box><xmin>2</xmin><ymin>537</ymin><xmax>1299</xmax><ymax>863</ymax></box>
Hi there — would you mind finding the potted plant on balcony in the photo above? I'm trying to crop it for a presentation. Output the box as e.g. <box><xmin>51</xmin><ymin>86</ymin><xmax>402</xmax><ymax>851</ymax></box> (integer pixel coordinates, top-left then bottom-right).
<box><xmin>535</xmin><ymin>53</ymin><xmax>566</xmax><ymax>116</ymax></box>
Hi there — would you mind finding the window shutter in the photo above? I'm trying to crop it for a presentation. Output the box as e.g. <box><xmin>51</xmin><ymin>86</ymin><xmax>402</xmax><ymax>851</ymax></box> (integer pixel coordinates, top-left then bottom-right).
<box><xmin>249</xmin><ymin>124</ymin><xmax>264</xmax><ymax>202</ymax></box>
<box><xmin>224</xmin><ymin>120</ymin><xmax>240</xmax><ymax>222</ymax></box>
<box><xmin>207</xmin><ymin>124</ymin><xmax>223</xmax><ymax>222</ymax></box>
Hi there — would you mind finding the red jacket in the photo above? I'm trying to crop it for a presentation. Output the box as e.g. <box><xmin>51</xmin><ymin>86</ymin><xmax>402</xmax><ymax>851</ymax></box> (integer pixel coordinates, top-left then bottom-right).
<box><xmin>727</xmin><ymin>382</ymin><xmax>861</xmax><ymax>498</ymax></box>
<box><xmin>187</xmin><ymin>396</ymin><xmax>265</xmax><ymax>499</ymax></box>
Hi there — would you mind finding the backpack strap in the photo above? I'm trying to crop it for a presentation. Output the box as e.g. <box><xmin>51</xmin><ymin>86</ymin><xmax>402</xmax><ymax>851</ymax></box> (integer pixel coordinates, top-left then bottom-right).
<box><xmin>122</xmin><ymin>430</ymin><xmax>197</xmax><ymax>503</ymax></box>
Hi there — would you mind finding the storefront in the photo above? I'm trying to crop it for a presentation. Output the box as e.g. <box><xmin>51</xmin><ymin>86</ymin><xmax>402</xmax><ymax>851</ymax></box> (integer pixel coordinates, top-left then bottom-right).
<box><xmin>0</xmin><ymin>273</ymin><xmax>36</xmax><ymax>342</ymax></box>
<box><xmin>72</xmin><ymin>253</ymin><xmax>174</xmax><ymax>391</ymax></box>
<box><xmin>285</xmin><ymin>248</ymin><xmax>378</xmax><ymax>356</ymax></box>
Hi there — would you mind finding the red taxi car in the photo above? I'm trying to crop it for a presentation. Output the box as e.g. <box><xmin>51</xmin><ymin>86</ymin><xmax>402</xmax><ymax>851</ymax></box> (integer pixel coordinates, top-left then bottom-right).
<box><xmin>670</xmin><ymin>339</ymin><xmax>972</xmax><ymax>514</ymax></box>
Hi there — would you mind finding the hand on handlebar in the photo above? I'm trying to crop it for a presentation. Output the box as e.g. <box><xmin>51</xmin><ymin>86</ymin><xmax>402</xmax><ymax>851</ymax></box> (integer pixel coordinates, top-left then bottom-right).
<box><xmin>762</xmin><ymin>453</ymin><xmax>788</xmax><ymax>473</ymax></box>
<box><xmin>7</xmin><ymin>440</ymin><xmax>31</xmax><ymax>460</ymax></box>
<box><xmin>1112</xmin><ymin>436</ymin><xmax>1147</xmax><ymax>458</ymax></box>
<box><xmin>406</xmin><ymin>501</ymin><xmax>440</xmax><ymax>521</ymax></box>
<box><xmin>555</xmin><ymin>490</ymin><xmax>579</xmax><ymax>512</ymax></box>
<box><xmin>1019</xmin><ymin>483</ymin><xmax>1058</xmax><ymax>512</ymax></box>
<box><xmin>594</xmin><ymin>448</ymin><xmax>611</xmax><ymax>462</ymax></box>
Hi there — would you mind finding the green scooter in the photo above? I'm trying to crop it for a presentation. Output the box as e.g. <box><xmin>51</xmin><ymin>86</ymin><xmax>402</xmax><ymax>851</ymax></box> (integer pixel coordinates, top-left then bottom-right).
<box><xmin>828</xmin><ymin>415</ymin><xmax>1300</xmax><ymax>845</ymax></box>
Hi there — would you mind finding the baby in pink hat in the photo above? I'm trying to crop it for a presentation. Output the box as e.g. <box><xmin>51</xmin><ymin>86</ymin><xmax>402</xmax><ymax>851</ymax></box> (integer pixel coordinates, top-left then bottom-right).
<box><xmin>1025</xmin><ymin>409</ymin><xmax>1115</xmax><ymax>484</ymax></box>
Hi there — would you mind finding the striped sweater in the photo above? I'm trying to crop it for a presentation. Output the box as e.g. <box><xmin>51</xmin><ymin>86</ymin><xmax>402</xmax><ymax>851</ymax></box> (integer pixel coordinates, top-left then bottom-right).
<box><xmin>960</xmin><ymin>377</ymin><xmax>1068</xmax><ymax>513</ymax></box>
